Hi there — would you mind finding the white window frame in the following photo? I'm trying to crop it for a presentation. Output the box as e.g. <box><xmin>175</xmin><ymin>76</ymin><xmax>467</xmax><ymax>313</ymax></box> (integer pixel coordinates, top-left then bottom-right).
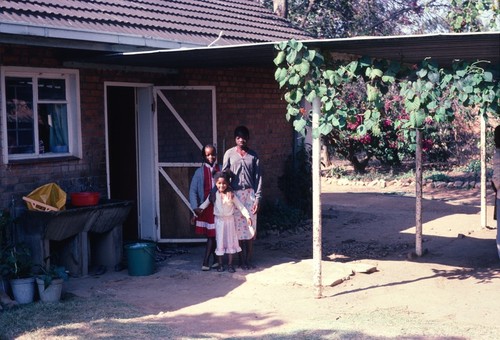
<box><xmin>1</xmin><ymin>66</ymin><xmax>82</xmax><ymax>163</ymax></box>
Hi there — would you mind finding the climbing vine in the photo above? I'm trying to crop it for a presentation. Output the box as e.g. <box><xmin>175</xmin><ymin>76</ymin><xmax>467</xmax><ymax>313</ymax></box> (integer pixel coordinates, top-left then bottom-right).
<box><xmin>274</xmin><ymin>39</ymin><xmax>499</xmax><ymax>164</ymax></box>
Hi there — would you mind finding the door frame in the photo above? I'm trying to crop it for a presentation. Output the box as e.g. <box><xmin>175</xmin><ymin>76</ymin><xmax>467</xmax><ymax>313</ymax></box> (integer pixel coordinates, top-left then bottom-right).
<box><xmin>104</xmin><ymin>82</ymin><xmax>156</xmax><ymax>241</ymax></box>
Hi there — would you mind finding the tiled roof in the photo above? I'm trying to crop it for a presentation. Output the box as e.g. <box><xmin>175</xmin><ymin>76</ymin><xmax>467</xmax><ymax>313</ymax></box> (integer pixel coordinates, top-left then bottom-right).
<box><xmin>0</xmin><ymin>0</ymin><xmax>313</xmax><ymax>49</ymax></box>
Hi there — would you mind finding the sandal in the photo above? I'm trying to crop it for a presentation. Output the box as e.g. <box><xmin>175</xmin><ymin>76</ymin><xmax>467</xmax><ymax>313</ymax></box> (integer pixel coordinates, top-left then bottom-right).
<box><xmin>217</xmin><ymin>265</ymin><xmax>225</xmax><ymax>272</ymax></box>
<box><xmin>201</xmin><ymin>265</ymin><xmax>210</xmax><ymax>271</ymax></box>
<box><xmin>211</xmin><ymin>262</ymin><xmax>220</xmax><ymax>269</ymax></box>
<box><xmin>227</xmin><ymin>265</ymin><xmax>236</xmax><ymax>273</ymax></box>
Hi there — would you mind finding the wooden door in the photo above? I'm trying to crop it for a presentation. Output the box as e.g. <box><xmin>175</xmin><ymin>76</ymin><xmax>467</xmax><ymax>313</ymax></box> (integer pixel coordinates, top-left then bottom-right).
<box><xmin>155</xmin><ymin>86</ymin><xmax>216</xmax><ymax>242</ymax></box>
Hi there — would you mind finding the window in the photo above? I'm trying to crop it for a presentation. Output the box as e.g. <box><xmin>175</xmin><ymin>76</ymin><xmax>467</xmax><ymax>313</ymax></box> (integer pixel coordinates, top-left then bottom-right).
<box><xmin>1</xmin><ymin>67</ymin><xmax>81</xmax><ymax>162</ymax></box>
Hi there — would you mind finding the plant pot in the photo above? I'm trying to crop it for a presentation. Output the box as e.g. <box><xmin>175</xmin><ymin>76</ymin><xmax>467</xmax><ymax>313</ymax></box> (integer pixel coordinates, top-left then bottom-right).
<box><xmin>9</xmin><ymin>277</ymin><xmax>35</xmax><ymax>304</ymax></box>
<box><xmin>36</xmin><ymin>278</ymin><xmax>63</xmax><ymax>302</ymax></box>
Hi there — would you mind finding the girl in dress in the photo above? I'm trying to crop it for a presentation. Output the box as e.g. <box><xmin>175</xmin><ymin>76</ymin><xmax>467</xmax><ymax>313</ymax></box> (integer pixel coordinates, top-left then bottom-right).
<box><xmin>189</xmin><ymin>144</ymin><xmax>220</xmax><ymax>271</ymax></box>
<box><xmin>195</xmin><ymin>171</ymin><xmax>253</xmax><ymax>273</ymax></box>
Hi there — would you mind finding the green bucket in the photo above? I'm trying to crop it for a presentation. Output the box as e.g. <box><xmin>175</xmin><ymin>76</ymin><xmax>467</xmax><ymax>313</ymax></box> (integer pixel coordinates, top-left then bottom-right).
<box><xmin>124</xmin><ymin>242</ymin><xmax>156</xmax><ymax>276</ymax></box>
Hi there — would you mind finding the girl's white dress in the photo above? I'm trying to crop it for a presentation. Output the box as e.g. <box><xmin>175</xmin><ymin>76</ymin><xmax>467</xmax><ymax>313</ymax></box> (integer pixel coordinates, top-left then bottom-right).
<box><xmin>199</xmin><ymin>191</ymin><xmax>253</xmax><ymax>256</ymax></box>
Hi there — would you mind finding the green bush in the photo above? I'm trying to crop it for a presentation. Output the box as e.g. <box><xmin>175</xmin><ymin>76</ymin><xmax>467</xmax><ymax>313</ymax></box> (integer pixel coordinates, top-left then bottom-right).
<box><xmin>259</xmin><ymin>200</ymin><xmax>307</xmax><ymax>234</ymax></box>
<box><xmin>278</xmin><ymin>143</ymin><xmax>312</xmax><ymax>217</ymax></box>
<box><xmin>424</xmin><ymin>172</ymin><xmax>450</xmax><ymax>182</ymax></box>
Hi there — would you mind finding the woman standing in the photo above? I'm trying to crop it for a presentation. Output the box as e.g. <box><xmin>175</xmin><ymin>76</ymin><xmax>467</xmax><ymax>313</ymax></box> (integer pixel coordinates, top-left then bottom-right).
<box><xmin>223</xmin><ymin>126</ymin><xmax>262</xmax><ymax>269</ymax></box>
<box><xmin>493</xmin><ymin>125</ymin><xmax>500</xmax><ymax>260</ymax></box>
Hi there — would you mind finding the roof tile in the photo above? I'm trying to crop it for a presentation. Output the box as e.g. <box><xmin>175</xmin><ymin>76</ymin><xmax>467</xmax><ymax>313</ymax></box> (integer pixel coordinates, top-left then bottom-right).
<box><xmin>0</xmin><ymin>0</ymin><xmax>313</xmax><ymax>48</ymax></box>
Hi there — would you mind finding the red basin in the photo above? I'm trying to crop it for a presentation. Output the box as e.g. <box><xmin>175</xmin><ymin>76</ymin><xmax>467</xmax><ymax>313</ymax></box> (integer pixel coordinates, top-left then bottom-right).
<box><xmin>70</xmin><ymin>192</ymin><xmax>100</xmax><ymax>206</ymax></box>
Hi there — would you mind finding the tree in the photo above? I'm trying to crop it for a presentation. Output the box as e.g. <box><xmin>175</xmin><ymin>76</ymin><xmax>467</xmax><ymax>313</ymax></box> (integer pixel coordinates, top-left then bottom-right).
<box><xmin>265</xmin><ymin>0</ymin><xmax>499</xmax><ymax>171</ymax></box>
<box><xmin>263</xmin><ymin>0</ymin><xmax>453</xmax><ymax>38</ymax></box>
<box><xmin>447</xmin><ymin>0</ymin><xmax>500</xmax><ymax>32</ymax></box>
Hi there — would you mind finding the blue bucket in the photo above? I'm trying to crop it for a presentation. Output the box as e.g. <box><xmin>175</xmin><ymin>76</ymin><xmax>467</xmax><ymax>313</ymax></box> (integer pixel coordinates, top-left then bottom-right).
<box><xmin>124</xmin><ymin>242</ymin><xmax>156</xmax><ymax>276</ymax></box>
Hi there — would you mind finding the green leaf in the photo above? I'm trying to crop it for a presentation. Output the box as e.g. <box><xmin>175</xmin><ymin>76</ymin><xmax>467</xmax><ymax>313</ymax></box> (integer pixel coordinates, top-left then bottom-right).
<box><xmin>370</xmin><ymin>68</ymin><xmax>383</xmax><ymax>80</ymax></box>
<box><xmin>428</xmin><ymin>72</ymin><xmax>440</xmax><ymax>84</ymax></box>
<box><xmin>416</xmin><ymin>68</ymin><xmax>428</xmax><ymax>78</ymax></box>
<box><xmin>366</xmin><ymin>84</ymin><xmax>379</xmax><ymax>101</ymax></box>
<box><xmin>426</xmin><ymin>101</ymin><xmax>438</xmax><ymax>110</ymax></box>
<box><xmin>324</xmin><ymin>70</ymin><xmax>335</xmax><ymax>84</ymax></box>
<box><xmin>318</xmin><ymin>123</ymin><xmax>333</xmax><ymax>136</ymax></box>
<box><xmin>348</xmin><ymin>61</ymin><xmax>359</xmax><ymax>74</ymax></box>
<box><xmin>456</xmin><ymin>68</ymin><xmax>467</xmax><ymax>77</ymax></box>
<box><xmin>317</xmin><ymin>84</ymin><xmax>328</xmax><ymax>97</ymax></box>
<box><xmin>382</xmin><ymin>74</ymin><xmax>395</xmax><ymax>83</ymax></box>
<box><xmin>356</xmin><ymin>124</ymin><xmax>366</xmax><ymax>135</ymax></box>
<box><xmin>364</xmin><ymin>118</ymin><xmax>374</xmax><ymax>131</ymax></box>
<box><xmin>305</xmin><ymin>89</ymin><xmax>317</xmax><ymax>102</ymax></box>
<box><xmin>484</xmin><ymin>71</ymin><xmax>493</xmax><ymax>82</ymax></box>
<box><xmin>290</xmin><ymin>88</ymin><xmax>303</xmax><ymax>103</ymax></box>
<box><xmin>276</xmin><ymin>41</ymin><xmax>287</xmax><ymax>50</ymax></box>
<box><xmin>273</xmin><ymin>51</ymin><xmax>285</xmax><ymax>66</ymax></box>
<box><xmin>286</xmin><ymin>49</ymin><xmax>297</xmax><ymax>64</ymax></box>
<box><xmin>405</xmin><ymin>97</ymin><xmax>421</xmax><ymax>112</ymax></box>
<box><xmin>293</xmin><ymin>118</ymin><xmax>307</xmax><ymax>133</ymax></box>
<box><xmin>463</xmin><ymin>85</ymin><xmax>474</xmax><ymax>94</ymax></box>
<box><xmin>297</xmin><ymin>59</ymin><xmax>310</xmax><ymax>76</ymax></box>
<box><xmin>288</xmin><ymin>73</ymin><xmax>301</xmax><ymax>85</ymax></box>
<box><xmin>274</xmin><ymin>67</ymin><xmax>287</xmax><ymax>83</ymax></box>
<box><xmin>306</xmin><ymin>49</ymin><xmax>316</xmax><ymax>62</ymax></box>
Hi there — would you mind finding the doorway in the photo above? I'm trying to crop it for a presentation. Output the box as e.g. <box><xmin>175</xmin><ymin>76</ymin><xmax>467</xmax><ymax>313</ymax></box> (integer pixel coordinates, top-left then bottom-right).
<box><xmin>106</xmin><ymin>86</ymin><xmax>139</xmax><ymax>241</ymax></box>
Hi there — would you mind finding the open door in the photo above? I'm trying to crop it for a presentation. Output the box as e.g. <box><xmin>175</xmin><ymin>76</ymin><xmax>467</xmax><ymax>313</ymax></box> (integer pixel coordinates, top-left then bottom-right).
<box><xmin>155</xmin><ymin>86</ymin><xmax>216</xmax><ymax>242</ymax></box>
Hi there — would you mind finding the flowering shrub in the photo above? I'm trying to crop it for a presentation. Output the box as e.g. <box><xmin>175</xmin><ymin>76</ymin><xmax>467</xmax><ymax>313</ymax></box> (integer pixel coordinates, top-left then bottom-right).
<box><xmin>274</xmin><ymin>39</ymin><xmax>499</xmax><ymax>173</ymax></box>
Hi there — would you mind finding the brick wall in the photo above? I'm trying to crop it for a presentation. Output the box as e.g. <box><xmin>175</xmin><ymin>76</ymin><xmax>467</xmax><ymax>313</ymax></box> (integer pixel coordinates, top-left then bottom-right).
<box><xmin>0</xmin><ymin>44</ymin><xmax>294</xmax><ymax>211</ymax></box>
<box><xmin>176</xmin><ymin>67</ymin><xmax>293</xmax><ymax>203</ymax></box>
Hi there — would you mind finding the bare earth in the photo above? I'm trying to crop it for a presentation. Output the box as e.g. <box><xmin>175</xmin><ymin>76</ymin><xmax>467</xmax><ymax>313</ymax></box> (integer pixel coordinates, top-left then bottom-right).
<box><xmin>66</xmin><ymin>178</ymin><xmax>500</xmax><ymax>339</ymax></box>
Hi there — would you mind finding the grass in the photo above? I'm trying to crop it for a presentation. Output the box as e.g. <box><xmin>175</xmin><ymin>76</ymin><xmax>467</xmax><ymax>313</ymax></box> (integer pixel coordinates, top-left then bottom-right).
<box><xmin>0</xmin><ymin>293</ymin><xmax>176</xmax><ymax>339</ymax></box>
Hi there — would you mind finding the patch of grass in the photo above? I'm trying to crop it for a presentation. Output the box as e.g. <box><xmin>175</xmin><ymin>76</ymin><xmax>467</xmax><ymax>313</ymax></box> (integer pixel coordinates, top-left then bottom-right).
<box><xmin>424</xmin><ymin>171</ymin><xmax>451</xmax><ymax>182</ymax></box>
<box><xmin>0</xmin><ymin>294</ymin><xmax>175</xmax><ymax>339</ymax></box>
<box><xmin>325</xmin><ymin>166</ymin><xmax>347</xmax><ymax>179</ymax></box>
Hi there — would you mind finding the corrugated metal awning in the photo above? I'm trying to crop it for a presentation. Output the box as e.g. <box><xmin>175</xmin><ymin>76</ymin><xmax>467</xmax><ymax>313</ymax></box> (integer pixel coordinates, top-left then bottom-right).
<box><xmin>79</xmin><ymin>32</ymin><xmax>500</xmax><ymax>69</ymax></box>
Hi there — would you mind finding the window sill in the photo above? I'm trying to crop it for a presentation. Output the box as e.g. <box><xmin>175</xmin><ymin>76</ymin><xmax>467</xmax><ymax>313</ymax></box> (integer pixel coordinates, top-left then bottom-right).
<box><xmin>8</xmin><ymin>155</ymin><xmax>80</xmax><ymax>165</ymax></box>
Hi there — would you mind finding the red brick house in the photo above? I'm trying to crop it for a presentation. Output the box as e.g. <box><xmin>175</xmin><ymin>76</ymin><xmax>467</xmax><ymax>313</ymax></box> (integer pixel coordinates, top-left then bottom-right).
<box><xmin>1</xmin><ymin>0</ymin><xmax>498</xmax><ymax>252</ymax></box>
<box><xmin>0</xmin><ymin>0</ymin><xmax>313</xmax><ymax>246</ymax></box>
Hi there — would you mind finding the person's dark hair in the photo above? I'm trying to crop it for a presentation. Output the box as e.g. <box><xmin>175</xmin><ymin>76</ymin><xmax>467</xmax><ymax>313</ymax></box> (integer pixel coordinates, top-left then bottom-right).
<box><xmin>213</xmin><ymin>171</ymin><xmax>230</xmax><ymax>183</ymax></box>
<box><xmin>495</xmin><ymin>125</ymin><xmax>500</xmax><ymax>148</ymax></box>
<box><xmin>209</xmin><ymin>170</ymin><xmax>232</xmax><ymax>203</ymax></box>
<box><xmin>234</xmin><ymin>125</ymin><xmax>250</xmax><ymax>139</ymax></box>
<box><xmin>201</xmin><ymin>144</ymin><xmax>216</xmax><ymax>162</ymax></box>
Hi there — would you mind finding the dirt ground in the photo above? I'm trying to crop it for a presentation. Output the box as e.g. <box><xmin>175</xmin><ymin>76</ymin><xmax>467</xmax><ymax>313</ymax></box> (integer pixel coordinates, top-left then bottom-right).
<box><xmin>66</xmin><ymin>178</ymin><xmax>500</xmax><ymax>339</ymax></box>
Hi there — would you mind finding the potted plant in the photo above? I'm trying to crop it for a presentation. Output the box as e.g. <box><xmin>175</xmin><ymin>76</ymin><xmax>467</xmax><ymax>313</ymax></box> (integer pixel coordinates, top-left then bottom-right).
<box><xmin>1</xmin><ymin>244</ymin><xmax>35</xmax><ymax>304</ymax></box>
<box><xmin>35</xmin><ymin>260</ymin><xmax>68</xmax><ymax>302</ymax></box>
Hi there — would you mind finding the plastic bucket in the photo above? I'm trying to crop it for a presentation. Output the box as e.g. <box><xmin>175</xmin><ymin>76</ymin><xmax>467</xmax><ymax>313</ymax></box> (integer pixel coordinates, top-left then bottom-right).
<box><xmin>124</xmin><ymin>242</ymin><xmax>156</xmax><ymax>276</ymax></box>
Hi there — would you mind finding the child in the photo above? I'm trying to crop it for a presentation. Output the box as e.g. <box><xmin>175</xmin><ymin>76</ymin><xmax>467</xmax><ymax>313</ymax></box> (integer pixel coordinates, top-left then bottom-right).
<box><xmin>195</xmin><ymin>171</ymin><xmax>253</xmax><ymax>273</ymax></box>
<box><xmin>189</xmin><ymin>144</ymin><xmax>220</xmax><ymax>271</ymax></box>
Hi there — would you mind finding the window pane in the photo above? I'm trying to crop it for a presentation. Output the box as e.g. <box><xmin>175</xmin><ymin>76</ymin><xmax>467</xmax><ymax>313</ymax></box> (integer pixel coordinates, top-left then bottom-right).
<box><xmin>39</xmin><ymin>104</ymin><xmax>69</xmax><ymax>153</ymax></box>
<box><xmin>6</xmin><ymin>77</ymin><xmax>35</xmax><ymax>154</ymax></box>
<box><xmin>38</xmin><ymin>78</ymin><xmax>66</xmax><ymax>100</ymax></box>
